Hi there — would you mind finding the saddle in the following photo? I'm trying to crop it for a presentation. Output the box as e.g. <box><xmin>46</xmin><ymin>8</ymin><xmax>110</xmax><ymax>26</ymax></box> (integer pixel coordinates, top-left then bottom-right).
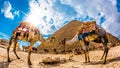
<box><xmin>82</xmin><ymin>21</ymin><xmax>96</xmax><ymax>33</ymax></box>
<box><xmin>13</xmin><ymin>22</ymin><xmax>39</xmax><ymax>35</ymax></box>
<box><xmin>78</xmin><ymin>21</ymin><xmax>105</xmax><ymax>40</ymax></box>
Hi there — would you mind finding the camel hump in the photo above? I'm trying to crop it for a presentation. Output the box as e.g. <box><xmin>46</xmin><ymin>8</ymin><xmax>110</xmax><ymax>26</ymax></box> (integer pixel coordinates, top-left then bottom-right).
<box><xmin>19</xmin><ymin>22</ymin><xmax>31</xmax><ymax>28</ymax></box>
<box><xmin>13</xmin><ymin>22</ymin><xmax>40</xmax><ymax>34</ymax></box>
<box><xmin>82</xmin><ymin>21</ymin><xmax>96</xmax><ymax>33</ymax></box>
<box><xmin>20</xmin><ymin>22</ymin><xmax>30</xmax><ymax>25</ymax></box>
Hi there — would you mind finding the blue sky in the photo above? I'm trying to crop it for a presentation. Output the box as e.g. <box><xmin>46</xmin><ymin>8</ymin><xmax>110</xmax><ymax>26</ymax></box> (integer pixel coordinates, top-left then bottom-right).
<box><xmin>0</xmin><ymin>0</ymin><xmax>120</xmax><ymax>47</ymax></box>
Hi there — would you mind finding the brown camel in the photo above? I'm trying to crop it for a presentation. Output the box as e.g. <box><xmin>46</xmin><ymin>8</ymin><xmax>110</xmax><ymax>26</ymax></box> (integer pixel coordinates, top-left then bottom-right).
<box><xmin>62</xmin><ymin>21</ymin><xmax>109</xmax><ymax>64</ymax></box>
<box><xmin>7</xmin><ymin>22</ymin><xmax>55</xmax><ymax>65</ymax></box>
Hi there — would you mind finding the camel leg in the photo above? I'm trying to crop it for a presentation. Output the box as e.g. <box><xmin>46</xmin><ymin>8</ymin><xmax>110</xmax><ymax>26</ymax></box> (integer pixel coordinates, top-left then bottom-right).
<box><xmin>101</xmin><ymin>48</ymin><xmax>106</xmax><ymax>60</ymax></box>
<box><xmin>84</xmin><ymin>41</ymin><xmax>90</xmax><ymax>63</ymax></box>
<box><xmin>101</xmin><ymin>36</ymin><xmax>109</xmax><ymax>64</ymax></box>
<box><xmin>85</xmin><ymin>41</ymin><xmax>90</xmax><ymax>62</ymax></box>
<box><xmin>13</xmin><ymin>40</ymin><xmax>20</xmax><ymax>59</ymax></box>
<box><xmin>83</xmin><ymin>46</ymin><xmax>88</xmax><ymax>63</ymax></box>
<box><xmin>28</xmin><ymin>41</ymin><xmax>34</xmax><ymax>65</ymax></box>
<box><xmin>103</xmin><ymin>46</ymin><xmax>109</xmax><ymax>64</ymax></box>
<box><xmin>101</xmin><ymin>37</ymin><xmax>106</xmax><ymax>60</ymax></box>
<box><xmin>84</xmin><ymin>50</ymin><xmax>87</xmax><ymax>63</ymax></box>
<box><xmin>7</xmin><ymin>36</ymin><xmax>13</xmax><ymax>62</ymax></box>
<box><xmin>87</xmin><ymin>52</ymin><xmax>90</xmax><ymax>62</ymax></box>
<box><xmin>86</xmin><ymin>47</ymin><xmax>90</xmax><ymax>62</ymax></box>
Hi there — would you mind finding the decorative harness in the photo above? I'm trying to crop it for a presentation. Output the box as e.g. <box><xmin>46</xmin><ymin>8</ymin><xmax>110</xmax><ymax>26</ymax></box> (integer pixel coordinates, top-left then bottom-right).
<box><xmin>78</xmin><ymin>21</ymin><xmax>106</xmax><ymax>40</ymax></box>
<box><xmin>13</xmin><ymin>22</ymin><xmax>39</xmax><ymax>35</ymax></box>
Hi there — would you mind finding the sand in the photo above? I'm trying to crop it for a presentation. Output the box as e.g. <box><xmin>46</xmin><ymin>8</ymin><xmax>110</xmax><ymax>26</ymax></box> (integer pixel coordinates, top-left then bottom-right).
<box><xmin>0</xmin><ymin>44</ymin><xmax>120</xmax><ymax>68</ymax></box>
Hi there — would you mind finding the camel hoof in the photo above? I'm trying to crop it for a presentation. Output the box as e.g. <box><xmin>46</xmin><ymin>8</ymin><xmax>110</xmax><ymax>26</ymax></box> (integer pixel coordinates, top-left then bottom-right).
<box><xmin>28</xmin><ymin>63</ymin><xmax>32</xmax><ymax>65</ymax></box>
<box><xmin>102</xmin><ymin>61</ymin><xmax>106</xmax><ymax>64</ymax></box>
<box><xmin>88</xmin><ymin>61</ymin><xmax>90</xmax><ymax>62</ymax></box>
<box><xmin>7</xmin><ymin>59</ymin><xmax>11</xmax><ymax>62</ymax></box>
<box><xmin>17</xmin><ymin>57</ymin><xmax>20</xmax><ymax>59</ymax></box>
<box><xmin>83</xmin><ymin>62</ymin><xmax>87</xmax><ymax>64</ymax></box>
<box><xmin>28</xmin><ymin>62</ymin><xmax>32</xmax><ymax>65</ymax></box>
<box><xmin>100</xmin><ymin>58</ymin><xmax>103</xmax><ymax>60</ymax></box>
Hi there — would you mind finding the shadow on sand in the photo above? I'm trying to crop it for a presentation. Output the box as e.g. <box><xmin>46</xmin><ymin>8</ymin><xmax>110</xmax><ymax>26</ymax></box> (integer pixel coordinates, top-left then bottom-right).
<box><xmin>39</xmin><ymin>63</ymin><xmax>61</xmax><ymax>68</ymax></box>
<box><xmin>28</xmin><ymin>65</ymin><xmax>32</xmax><ymax>68</ymax></box>
<box><xmin>38</xmin><ymin>60</ymin><xmax>70</xmax><ymax>68</ymax></box>
<box><xmin>85</xmin><ymin>56</ymin><xmax>120</xmax><ymax>65</ymax></box>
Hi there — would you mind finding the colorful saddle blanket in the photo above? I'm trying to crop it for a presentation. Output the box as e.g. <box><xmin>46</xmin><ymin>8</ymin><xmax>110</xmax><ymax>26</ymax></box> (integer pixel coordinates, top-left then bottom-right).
<box><xmin>78</xmin><ymin>22</ymin><xmax>106</xmax><ymax>40</ymax></box>
<box><xmin>13</xmin><ymin>22</ymin><xmax>39</xmax><ymax>35</ymax></box>
<box><xmin>82</xmin><ymin>21</ymin><xmax>96</xmax><ymax>33</ymax></box>
<box><xmin>78</xmin><ymin>30</ymin><xmax>96</xmax><ymax>40</ymax></box>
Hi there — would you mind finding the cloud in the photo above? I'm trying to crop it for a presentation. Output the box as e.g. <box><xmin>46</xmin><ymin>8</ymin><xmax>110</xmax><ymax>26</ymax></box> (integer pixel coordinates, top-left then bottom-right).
<box><xmin>52</xmin><ymin>0</ymin><xmax>77</xmax><ymax>17</ymax></box>
<box><xmin>0</xmin><ymin>32</ymin><xmax>9</xmax><ymax>40</ymax></box>
<box><xmin>23</xmin><ymin>0</ymin><xmax>77</xmax><ymax>35</ymax></box>
<box><xmin>60</xmin><ymin>0</ymin><xmax>120</xmax><ymax>38</ymax></box>
<box><xmin>24</xmin><ymin>0</ymin><xmax>120</xmax><ymax>39</ymax></box>
<box><xmin>1</xmin><ymin>1</ymin><xmax>20</xmax><ymax>19</ymax></box>
<box><xmin>1</xmin><ymin>1</ymin><xmax>14</xmax><ymax>19</ymax></box>
<box><xmin>13</xmin><ymin>11</ymin><xmax>20</xmax><ymax>17</ymax></box>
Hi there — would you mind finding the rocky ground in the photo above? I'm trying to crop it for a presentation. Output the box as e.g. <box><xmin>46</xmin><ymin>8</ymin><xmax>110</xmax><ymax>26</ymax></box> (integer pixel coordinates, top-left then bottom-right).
<box><xmin>0</xmin><ymin>44</ymin><xmax>120</xmax><ymax>68</ymax></box>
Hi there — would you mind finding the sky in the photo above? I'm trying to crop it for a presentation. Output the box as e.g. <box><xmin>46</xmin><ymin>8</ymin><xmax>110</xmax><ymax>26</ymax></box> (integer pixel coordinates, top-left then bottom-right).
<box><xmin>0</xmin><ymin>0</ymin><xmax>120</xmax><ymax>47</ymax></box>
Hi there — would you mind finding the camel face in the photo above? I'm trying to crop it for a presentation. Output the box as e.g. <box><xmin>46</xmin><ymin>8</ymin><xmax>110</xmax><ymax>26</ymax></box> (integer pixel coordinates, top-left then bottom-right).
<box><xmin>41</xmin><ymin>37</ymin><xmax>56</xmax><ymax>46</ymax></box>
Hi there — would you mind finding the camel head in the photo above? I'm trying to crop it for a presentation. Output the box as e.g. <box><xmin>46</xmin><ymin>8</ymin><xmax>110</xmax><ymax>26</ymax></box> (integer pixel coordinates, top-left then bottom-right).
<box><xmin>40</xmin><ymin>36</ymin><xmax>56</xmax><ymax>46</ymax></box>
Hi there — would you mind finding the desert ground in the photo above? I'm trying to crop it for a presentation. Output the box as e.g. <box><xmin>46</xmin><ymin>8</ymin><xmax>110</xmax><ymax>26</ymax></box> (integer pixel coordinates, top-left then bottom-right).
<box><xmin>0</xmin><ymin>44</ymin><xmax>120</xmax><ymax>68</ymax></box>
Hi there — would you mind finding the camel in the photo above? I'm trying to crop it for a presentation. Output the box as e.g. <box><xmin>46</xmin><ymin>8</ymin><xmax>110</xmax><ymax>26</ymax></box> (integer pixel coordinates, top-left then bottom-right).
<box><xmin>7</xmin><ymin>22</ymin><xmax>55</xmax><ymax>65</ymax></box>
<box><xmin>62</xmin><ymin>21</ymin><xmax>109</xmax><ymax>64</ymax></box>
